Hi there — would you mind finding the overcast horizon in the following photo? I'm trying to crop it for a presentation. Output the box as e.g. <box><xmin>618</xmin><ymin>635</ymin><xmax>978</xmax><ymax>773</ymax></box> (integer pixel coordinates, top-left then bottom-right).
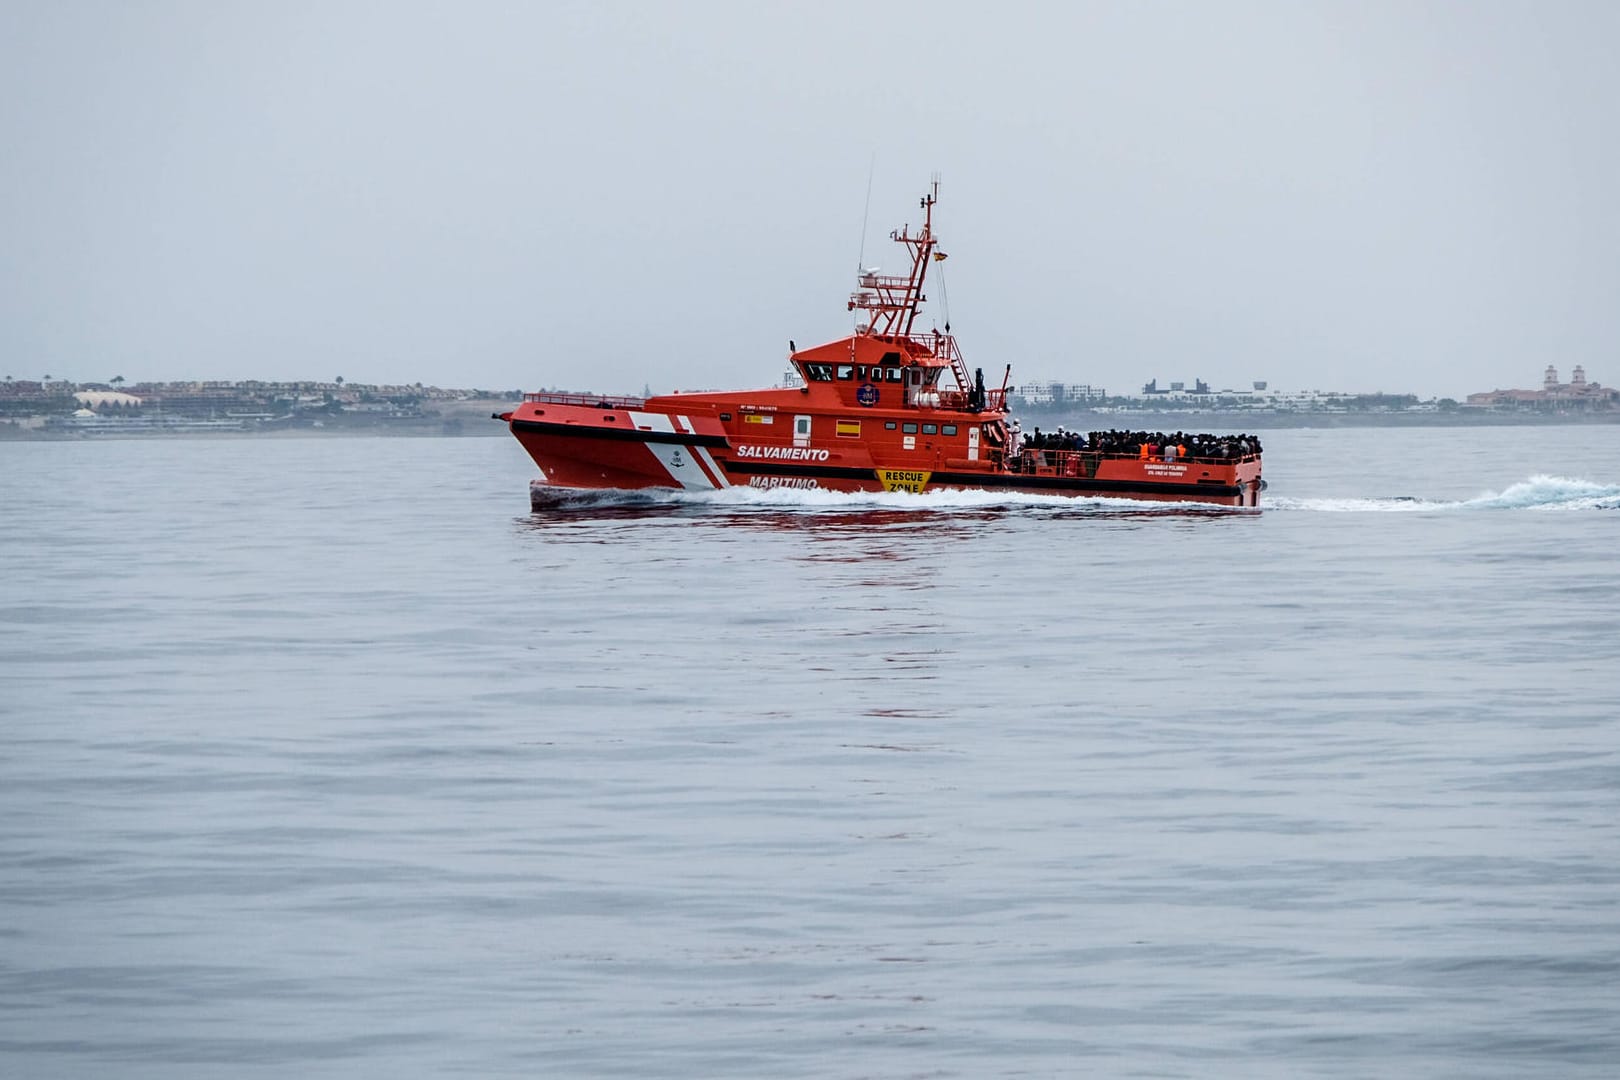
<box><xmin>4</xmin><ymin>1</ymin><xmax>1617</xmax><ymax>401</ymax></box>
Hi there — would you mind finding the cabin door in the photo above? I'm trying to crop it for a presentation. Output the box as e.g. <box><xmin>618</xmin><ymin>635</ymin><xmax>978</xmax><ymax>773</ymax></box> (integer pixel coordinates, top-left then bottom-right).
<box><xmin>967</xmin><ymin>425</ymin><xmax>981</xmax><ymax>461</ymax></box>
<box><xmin>793</xmin><ymin>415</ymin><xmax>812</xmax><ymax>448</ymax></box>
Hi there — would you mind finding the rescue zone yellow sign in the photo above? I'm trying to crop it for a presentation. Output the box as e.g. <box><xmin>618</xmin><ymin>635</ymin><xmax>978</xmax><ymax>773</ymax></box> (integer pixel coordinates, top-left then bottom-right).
<box><xmin>876</xmin><ymin>469</ymin><xmax>931</xmax><ymax>493</ymax></box>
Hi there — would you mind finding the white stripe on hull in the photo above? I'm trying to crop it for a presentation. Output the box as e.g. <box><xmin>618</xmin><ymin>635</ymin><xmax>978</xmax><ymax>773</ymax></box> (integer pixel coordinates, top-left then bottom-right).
<box><xmin>627</xmin><ymin>411</ymin><xmax>676</xmax><ymax>433</ymax></box>
<box><xmin>645</xmin><ymin>442</ymin><xmax>719</xmax><ymax>490</ymax></box>
<box><xmin>692</xmin><ymin>446</ymin><xmax>730</xmax><ymax>487</ymax></box>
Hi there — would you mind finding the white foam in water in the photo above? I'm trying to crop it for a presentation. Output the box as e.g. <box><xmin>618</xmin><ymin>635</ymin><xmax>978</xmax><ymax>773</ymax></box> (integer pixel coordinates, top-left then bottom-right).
<box><xmin>537</xmin><ymin>474</ymin><xmax>1619</xmax><ymax>515</ymax></box>
<box><xmin>545</xmin><ymin>485</ymin><xmax>1236</xmax><ymax>514</ymax></box>
<box><xmin>1269</xmin><ymin>474</ymin><xmax>1620</xmax><ymax>513</ymax></box>
<box><xmin>1472</xmin><ymin>474</ymin><xmax>1620</xmax><ymax>511</ymax></box>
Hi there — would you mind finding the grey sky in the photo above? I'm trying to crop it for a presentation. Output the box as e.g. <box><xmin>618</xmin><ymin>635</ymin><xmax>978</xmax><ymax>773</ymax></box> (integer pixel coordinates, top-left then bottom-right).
<box><xmin>3</xmin><ymin>1</ymin><xmax>1616</xmax><ymax>399</ymax></box>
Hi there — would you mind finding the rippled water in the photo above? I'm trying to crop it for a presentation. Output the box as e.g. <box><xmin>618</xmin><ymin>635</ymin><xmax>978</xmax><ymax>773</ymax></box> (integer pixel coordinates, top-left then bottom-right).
<box><xmin>3</xmin><ymin>426</ymin><xmax>1617</xmax><ymax>1077</ymax></box>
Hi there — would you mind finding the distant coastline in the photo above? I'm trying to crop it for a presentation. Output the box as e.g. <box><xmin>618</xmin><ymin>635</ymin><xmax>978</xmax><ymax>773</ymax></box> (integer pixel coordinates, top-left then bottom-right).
<box><xmin>3</xmin><ymin>374</ymin><xmax>1617</xmax><ymax>442</ymax></box>
<box><xmin>0</xmin><ymin>398</ymin><xmax>520</xmax><ymax>440</ymax></box>
<box><xmin>5</xmin><ymin>402</ymin><xmax>1617</xmax><ymax>441</ymax></box>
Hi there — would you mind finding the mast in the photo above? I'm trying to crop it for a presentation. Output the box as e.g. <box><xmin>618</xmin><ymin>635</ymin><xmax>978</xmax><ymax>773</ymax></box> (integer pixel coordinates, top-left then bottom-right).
<box><xmin>847</xmin><ymin>180</ymin><xmax>939</xmax><ymax>341</ymax></box>
<box><xmin>901</xmin><ymin>181</ymin><xmax>937</xmax><ymax>338</ymax></box>
<box><xmin>844</xmin><ymin>179</ymin><xmax>976</xmax><ymax>397</ymax></box>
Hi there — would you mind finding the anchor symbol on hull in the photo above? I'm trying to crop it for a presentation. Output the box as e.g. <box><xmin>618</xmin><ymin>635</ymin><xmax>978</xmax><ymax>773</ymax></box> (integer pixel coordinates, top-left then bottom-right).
<box><xmin>670</xmin><ymin>449</ymin><xmax>686</xmax><ymax>468</ymax></box>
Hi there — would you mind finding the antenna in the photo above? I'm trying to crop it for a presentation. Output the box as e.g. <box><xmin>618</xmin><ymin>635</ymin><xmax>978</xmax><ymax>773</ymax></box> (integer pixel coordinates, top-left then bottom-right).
<box><xmin>856</xmin><ymin>154</ymin><xmax>876</xmax><ymax>274</ymax></box>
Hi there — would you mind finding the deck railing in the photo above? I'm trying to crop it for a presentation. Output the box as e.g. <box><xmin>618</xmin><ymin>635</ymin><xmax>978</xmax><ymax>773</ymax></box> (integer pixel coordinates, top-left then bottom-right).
<box><xmin>1010</xmin><ymin>448</ymin><xmax>1258</xmax><ymax>474</ymax></box>
<box><xmin>925</xmin><ymin>388</ymin><xmax>1008</xmax><ymax>412</ymax></box>
<box><xmin>523</xmin><ymin>391</ymin><xmax>648</xmax><ymax>409</ymax></box>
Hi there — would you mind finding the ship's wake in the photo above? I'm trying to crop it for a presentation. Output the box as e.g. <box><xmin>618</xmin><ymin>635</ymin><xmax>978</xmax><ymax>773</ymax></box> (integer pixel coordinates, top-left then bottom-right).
<box><xmin>525</xmin><ymin>474</ymin><xmax>1618</xmax><ymax>517</ymax></box>
<box><xmin>1266</xmin><ymin>475</ymin><xmax>1620</xmax><ymax>513</ymax></box>
<box><xmin>527</xmin><ymin>484</ymin><xmax>1240</xmax><ymax>517</ymax></box>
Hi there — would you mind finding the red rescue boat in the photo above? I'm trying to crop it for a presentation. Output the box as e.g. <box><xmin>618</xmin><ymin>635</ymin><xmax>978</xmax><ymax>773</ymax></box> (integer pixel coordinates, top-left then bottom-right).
<box><xmin>498</xmin><ymin>183</ymin><xmax>1263</xmax><ymax>508</ymax></box>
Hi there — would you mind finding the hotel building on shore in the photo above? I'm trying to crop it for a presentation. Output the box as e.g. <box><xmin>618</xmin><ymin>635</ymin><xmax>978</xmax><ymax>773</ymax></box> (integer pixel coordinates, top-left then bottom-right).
<box><xmin>1466</xmin><ymin>366</ymin><xmax>1619</xmax><ymax>410</ymax></box>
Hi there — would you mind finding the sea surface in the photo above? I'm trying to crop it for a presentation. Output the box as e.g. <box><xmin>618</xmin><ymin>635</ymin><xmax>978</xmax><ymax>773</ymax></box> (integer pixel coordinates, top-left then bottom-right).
<box><xmin>2</xmin><ymin>425</ymin><xmax>1618</xmax><ymax>1078</ymax></box>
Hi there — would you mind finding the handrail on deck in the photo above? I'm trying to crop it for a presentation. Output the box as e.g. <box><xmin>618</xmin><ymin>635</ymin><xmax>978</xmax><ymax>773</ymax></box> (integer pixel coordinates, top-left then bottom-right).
<box><xmin>524</xmin><ymin>391</ymin><xmax>648</xmax><ymax>409</ymax></box>
<box><xmin>1011</xmin><ymin>448</ymin><xmax>1258</xmax><ymax>473</ymax></box>
<box><xmin>928</xmin><ymin>388</ymin><xmax>1007</xmax><ymax>412</ymax></box>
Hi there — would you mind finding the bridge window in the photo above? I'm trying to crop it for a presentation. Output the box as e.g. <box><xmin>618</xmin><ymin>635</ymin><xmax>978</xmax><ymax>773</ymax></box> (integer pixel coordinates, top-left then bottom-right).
<box><xmin>887</xmin><ymin>368</ymin><xmax>903</xmax><ymax>382</ymax></box>
<box><xmin>836</xmin><ymin>365</ymin><xmax>854</xmax><ymax>380</ymax></box>
<box><xmin>803</xmin><ymin>364</ymin><xmax>834</xmax><ymax>381</ymax></box>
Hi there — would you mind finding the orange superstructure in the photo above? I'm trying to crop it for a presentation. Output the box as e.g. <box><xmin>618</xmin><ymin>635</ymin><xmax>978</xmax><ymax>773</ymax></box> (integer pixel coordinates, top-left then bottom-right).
<box><xmin>499</xmin><ymin>183</ymin><xmax>1263</xmax><ymax>508</ymax></box>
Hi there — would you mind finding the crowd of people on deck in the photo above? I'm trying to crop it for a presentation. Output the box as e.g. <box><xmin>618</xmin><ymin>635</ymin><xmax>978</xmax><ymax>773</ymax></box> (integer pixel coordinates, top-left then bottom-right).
<box><xmin>1007</xmin><ymin>421</ymin><xmax>1262</xmax><ymax>463</ymax></box>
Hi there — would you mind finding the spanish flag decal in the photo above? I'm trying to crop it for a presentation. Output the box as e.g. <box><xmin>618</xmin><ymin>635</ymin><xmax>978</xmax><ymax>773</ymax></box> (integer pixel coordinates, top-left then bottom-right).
<box><xmin>835</xmin><ymin>420</ymin><xmax>861</xmax><ymax>438</ymax></box>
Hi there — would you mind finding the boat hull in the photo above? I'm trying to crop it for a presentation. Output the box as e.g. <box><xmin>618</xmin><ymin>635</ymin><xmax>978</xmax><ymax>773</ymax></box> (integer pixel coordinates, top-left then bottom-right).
<box><xmin>504</xmin><ymin>400</ymin><xmax>1262</xmax><ymax>508</ymax></box>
